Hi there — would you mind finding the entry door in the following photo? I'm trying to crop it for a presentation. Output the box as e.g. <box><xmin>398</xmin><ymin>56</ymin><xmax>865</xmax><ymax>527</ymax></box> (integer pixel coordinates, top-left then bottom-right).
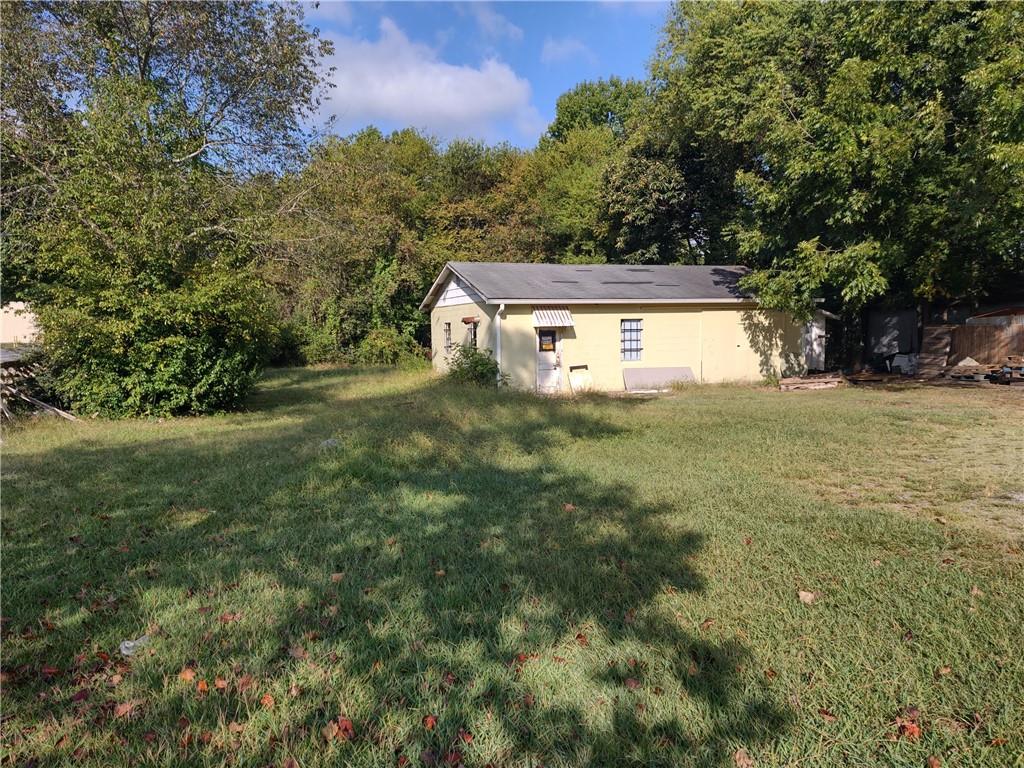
<box><xmin>536</xmin><ymin>329</ymin><xmax>560</xmax><ymax>392</ymax></box>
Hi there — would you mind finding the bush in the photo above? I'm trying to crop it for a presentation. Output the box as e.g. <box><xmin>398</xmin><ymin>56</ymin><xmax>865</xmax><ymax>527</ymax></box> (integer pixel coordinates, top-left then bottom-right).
<box><xmin>268</xmin><ymin>321</ymin><xmax>308</xmax><ymax>367</ymax></box>
<box><xmin>446</xmin><ymin>344</ymin><xmax>504</xmax><ymax>386</ymax></box>
<box><xmin>354</xmin><ymin>328</ymin><xmax>426</xmax><ymax>368</ymax></box>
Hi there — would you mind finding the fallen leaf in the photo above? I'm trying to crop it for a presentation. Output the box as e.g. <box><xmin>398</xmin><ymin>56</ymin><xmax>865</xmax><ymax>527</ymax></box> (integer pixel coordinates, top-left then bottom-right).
<box><xmin>218</xmin><ymin>612</ymin><xmax>240</xmax><ymax>623</ymax></box>
<box><xmin>143</xmin><ymin>731</ymin><xmax>157</xmax><ymax>743</ymax></box>
<box><xmin>330</xmin><ymin>573</ymin><xmax>344</xmax><ymax>583</ymax></box>
<box><xmin>288</xmin><ymin>645</ymin><xmax>308</xmax><ymax>660</ymax></box>
<box><xmin>289</xmin><ymin>683</ymin><xmax>301</xmax><ymax>697</ymax></box>
<box><xmin>196</xmin><ymin>679</ymin><xmax>208</xmax><ymax>694</ymax></box>
<box><xmin>321</xmin><ymin>721</ymin><xmax>339</xmax><ymax>742</ymax></box>
<box><xmin>178</xmin><ymin>667</ymin><xmax>196</xmax><ymax>683</ymax></box>
<box><xmin>927</xmin><ymin>757</ymin><xmax>942</xmax><ymax>768</ymax></box>
<box><xmin>236</xmin><ymin>674</ymin><xmax>254</xmax><ymax>692</ymax></box>
<box><xmin>214</xmin><ymin>677</ymin><xmax>227</xmax><ymax>691</ymax></box>
<box><xmin>733</xmin><ymin>747</ymin><xmax>754</xmax><ymax>768</ymax></box>
<box><xmin>970</xmin><ymin>585</ymin><xmax>983</xmax><ymax>597</ymax></box>
<box><xmin>434</xmin><ymin>569</ymin><xmax>446</xmax><ymax>578</ymax></box>
<box><xmin>110</xmin><ymin>673</ymin><xmax>123</xmax><ymax>686</ymax></box>
<box><xmin>260</xmin><ymin>693</ymin><xmax>274</xmax><ymax>709</ymax></box>
<box><xmin>197</xmin><ymin>606</ymin><xmax>213</xmax><ymax>615</ymax></box>
<box><xmin>818</xmin><ymin>708</ymin><xmax>837</xmax><ymax>723</ymax></box>
<box><xmin>337</xmin><ymin>717</ymin><xmax>355</xmax><ymax>741</ymax></box>
<box><xmin>575</xmin><ymin>632</ymin><xmax>589</xmax><ymax>647</ymax></box>
<box><xmin>936</xmin><ymin>665</ymin><xmax>952</xmax><ymax>677</ymax></box>
<box><xmin>989</xmin><ymin>737</ymin><xmax>1007</xmax><ymax>747</ymax></box>
<box><xmin>443</xmin><ymin>751</ymin><xmax>463</xmax><ymax>766</ymax></box>
<box><xmin>199</xmin><ymin>730</ymin><xmax>213</xmax><ymax>744</ymax></box>
<box><xmin>71</xmin><ymin>688</ymin><xmax>90</xmax><ymax>702</ymax></box>
<box><xmin>114</xmin><ymin>700</ymin><xmax>139</xmax><ymax>718</ymax></box>
<box><xmin>283</xmin><ymin>758</ymin><xmax>298</xmax><ymax>768</ymax></box>
<box><xmin>397</xmin><ymin>756</ymin><xmax>410</xmax><ymax>767</ymax></box>
<box><xmin>764</xmin><ymin>668</ymin><xmax>777</xmax><ymax>680</ymax></box>
<box><xmin>624</xmin><ymin>609</ymin><xmax>636</xmax><ymax>625</ymax></box>
<box><xmin>228</xmin><ymin>721</ymin><xmax>244</xmax><ymax>734</ymax></box>
<box><xmin>699</xmin><ymin>618</ymin><xmax>715</xmax><ymax>631</ymax></box>
<box><xmin>523</xmin><ymin>693</ymin><xmax>535</xmax><ymax>708</ymax></box>
<box><xmin>422</xmin><ymin>714</ymin><xmax>437</xmax><ymax>731</ymax></box>
<box><xmin>562</xmin><ymin>503</ymin><xmax>576</xmax><ymax>512</ymax></box>
<box><xmin>41</xmin><ymin>665</ymin><xmax>61</xmax><ymax>678</ymax></box>
<box><xmin>624</xmin><ymin>677</ymin><xmax>641</xmax><ymax>690</ymax></box>
<box><xmin>797</xmin><ymin>590</ymin><xmax>818</xmax><ymax>605</ymax></box>
<box><xmin>458</xmin><ymin>728</ymin><xmax>473</xmax><ymax>744</ymax></box>
<box><xmin>898</xmin><ymin>720</ymin><xmax>921</xmax><ymax>741</ymax></box>
<box><xmin>742</xmin><ymin>536</ymin><xmax>753</xmax><ymax>546</ymax></box>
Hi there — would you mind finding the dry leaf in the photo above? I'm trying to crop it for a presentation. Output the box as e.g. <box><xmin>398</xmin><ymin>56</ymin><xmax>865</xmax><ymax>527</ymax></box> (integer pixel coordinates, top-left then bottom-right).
<box><xmin>330</xmin><ymin>573</ymin><xmax>344</xmax><ymax>583</ymax></box>
<box><xmin>228</xmin><ymin>721</ymin><xmax>245</xmax><ymax>734</ymax></box>
<box><xmin>337</xmin><ymin>717</ymin><xmax>355</xmax><ymax>741</ymax></box>
<box><xmin>196</xmin><ymin>679</ymin><xmax>208</xmax><ymax>694</ymax></box>
<box><xmin>818</xmin><ymin>708</ymin><xmax>837</xmax><ymax>723</ymax></box>
<box><xmin>288</xmin><ymin>645</ymin><xmax>308</xmax><ymax>660</ymax></box>
<box><xmin>236</xmin><ymin>674</ymin><xmax>254</xmax><ymax>692</ymax></box>
<box><xmin>321</xmin><ymin>721</ymin><xmax>339</xmax><ymax>742</ymax></box>
<box><xmin>562</xmin><ymin>503</ymin><xmax>577</xmax><ymax>512</ymax></box>
<box><xmin>260</xmin><ymin>693</ymin><xmax>274</xmax><ymax>709</ymax></box>
<box><xmin>422</xmin><ymin>714</ymin><xmax>437</xmax><ymax>731</ymax></box>
<box><xmin>733</xmin><ymin>747</ymin><xmax>754</xmax><ymax>768</ymax></box>
<box><xmin>114</xmin><ymin>700</ymin><xmax>139</xmax><ymax>718</ymax></box>
<box><xmin>458</xmin><ymin>728</ymin><xmax>473</xmax><ymax>744</ymax></box>
<box><xmin>926</xmin><ymin>757</ymin><xmax>942</xmax><ymax>768</ymax></box>
<box><xmin>218</xmin><ymin>611</ymin><xmax>241</xmax><ymax>623</ymax></box>
<box><xmin>797</xmin><ymin>590</ymin><xmax>818</xmax><ymax>605</ymax></box>
<box><xmin>214</xmin><ymin>677</ymin><xmax>228</xmax><ymax>691</ymax></box>
<box><xmin>575</xmin><ymin>632</ymin><xmax>589</xmax><ymax>647</ymax></box>
<box><xmin>699</xmin><ymin>618</ymin><xmax>715</xmax><ymax>631</ymax></box>
<box><xmin>624</xmin><ymin>677</ymin><xmax>641</xmax><ymax>690</ymax></box>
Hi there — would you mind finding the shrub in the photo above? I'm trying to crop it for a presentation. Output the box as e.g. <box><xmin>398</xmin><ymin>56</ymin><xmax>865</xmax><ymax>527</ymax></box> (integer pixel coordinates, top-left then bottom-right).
<box><xmin>354</xmin><ymin>328</ymin><xmax>426</xmax><ymax>368</ymax></box>
<box><xmin>446</xmin><ymin>344</ymin><xmax>504</xmax><ymax>386</ymax></box>
<box><xmin>268</xmin><ymin>321</ymin><xmax>308</xmax><ymax>367</ymax></box>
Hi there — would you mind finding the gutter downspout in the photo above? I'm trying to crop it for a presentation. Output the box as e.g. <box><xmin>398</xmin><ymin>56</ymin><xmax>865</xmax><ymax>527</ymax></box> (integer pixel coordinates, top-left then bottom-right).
<box><xmin>495</xmin><ymin>303</ymin><xmax>505</xmax><ymax>383</ymax></box>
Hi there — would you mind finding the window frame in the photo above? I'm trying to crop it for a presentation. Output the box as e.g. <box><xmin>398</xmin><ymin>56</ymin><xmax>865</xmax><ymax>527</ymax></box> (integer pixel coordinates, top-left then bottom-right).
<box><xmin>469</xmin><ymin>321</ymin><xmax>479</xmax><ymax>349</ymax></box>
<box><xmin>620</xmin><ymin>318</ymin><xmax>643</xmax><ymax>361</ymax></box>
<box><xmin>443</xmin><ymin>322</ymin><xmax>452</xmax><ymax>353</ymax></box>
<box><xmin>537</xmin><ymin>329</ymin><xmax>556</xmax><ymax>352</ymax></box>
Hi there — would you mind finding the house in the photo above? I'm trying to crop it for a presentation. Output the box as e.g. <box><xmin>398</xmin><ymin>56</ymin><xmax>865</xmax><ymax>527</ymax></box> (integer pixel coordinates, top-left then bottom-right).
<box><xmin>0</xmin><ymin>302</ymin><xmax>39</xmax><ymax>346</ymax></box>
<box><xmin>419</xmin><ymin>262</ymin><xmax>811</xmax><ymax>392</ymax></box>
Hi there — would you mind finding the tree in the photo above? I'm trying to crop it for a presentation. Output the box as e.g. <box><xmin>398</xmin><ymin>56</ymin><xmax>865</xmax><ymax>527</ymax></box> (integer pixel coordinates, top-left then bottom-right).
<box><xmin>544</xmin><ymin>77</ymin><xmax>646</xmax><ymax>143</ymax></box>
<box><xmin>29</xmin><ymin>80</ymin><xmax>277</xmax><ymax>416</ymax></box>
<box><xmin>654</xmin><ymin>1</ymin><xmax>1024</xmax><ymax>316</ymax></box>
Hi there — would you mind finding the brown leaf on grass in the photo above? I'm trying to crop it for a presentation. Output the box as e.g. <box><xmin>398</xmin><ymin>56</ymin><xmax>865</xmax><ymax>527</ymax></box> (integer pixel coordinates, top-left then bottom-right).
<box><xmin>624</xmin><ymin>609</ymin><xmax>636</xmax><ymax>625</ymax></box>
<box><xmin>196</xmin><ymin>679</ymin><xmax>209</xmax><ymax>694</ymax></box>
<box><xmin>970</xmin><ymin>585</ymin><xmax>983</xmax><ymax>597</ymax></box>
<box><xmin>458</xmin><ymin>728</ymin><xmax>473</xmax><ymax>744</ymax></box>
<box><xmin>197</xmin><ymin>606</ymin><xmax>213</xmax><ymax>615</ymax></box>
<box><xmin>199</xmin><ymin>731</ymin><xmax>213</xmax><ymax>744</ymax></box>
<box><xmin>797</xmin><ymin>590</ymin><xmax>818</xmax><ymax>605</ymax></box>
<box><xmin>733</xmin><ymin>747</ymin><xmax>754</xmax><ymax>768</ymax></box>
<box><xmin>260</xmin><ymin>693</ymin><xmax>274</xmax><ymax>710</ymax></box>
<box><xmin>897</xmin><ymin>719</ymin><xmax>921</xmax><ymax>741</ymax></box>
<box><xmin>114</xmin><ymin>700</ymin><xmax>139</xmax><ymax>718</ymax></box>
<box><xmin>110</xmin><ymin>673</ymin><xmax>123</xmax><ymax>686</ymax></box>
<box><xmin>41</xmin><ymin>665</ymin><xmax>61</xmax><ymax>678</ymax></box>
<box><xmin>935</xmin><ymin>665</ymin><xmax>952</xmax><ymax>678</ymax></box>
<box><xmin>764</xmin><ymin>668</ymin><xmax>777</xmax><ymax>680</ymax></box>
<box><xmin>288</xmin><ymin>645</ymin><xmax>308</xmax><ymax>660</ymax></box>
<box><xmin>289</xmin><ymin>683</ymin><xmax>301</xmax><ymax>697</ymax></box>
<box><xmin>236</xmin><ymin>674</ymin><xmax>254</xmax><ymax>692</ymax></box>
<box><xmin>522</xmin><ymin>693</ymin><xmax>535</xmax><ymax>709</ymax></box>
<box><xmin>330</xmin><ymin>572</ymin><xmax>344</xmax><ymax>583</ymax></box>
<box><xmin>743</xmin><ymin>536</ymin><xmax>753</xmax><ymax>546</ymax></box>
<box><xmin>71</xmin><ymin>688</ymin><xmax>90</xmax><ymax>702</ymax></box>
<box><xmin>143</xmin><ymin>731</ymin><xmax>157</xmax><ymax>743</ymax></box>
<box><xmin>321</xmin><ymin>721</ymin><xmax>339</xmax><ymax>742</ymax></box>
<box><xmin>989</xmin><ymin>737</ymin><xmax>1007</xmax><ymax>747</ymax></box>
<box><xmin>434</xmin><ymin>569</ymin><xmax>446</xmax><ymax>578</ymax></box>
<box><xmin>926</xmin><ymin>757</ymin><xmax>942</xmax><ymax>768</ymax></box>
<box><xmin>575</xmin><ymin>632</ymin><xmax>589</xmax><ymax>647</ymax></box>
<box><xmin>214</xmin><ymin>677</ymin><xmax>228</xmax><ymax>691</ymax></box>
<box><xmin>397</xmin><ymin>756</ymin><xmax>410</xmax><ymax>767</ymax></box>
<box><xmin>624</xmin><ymin>677</ymin><xmax>641</xmax><ymax>690</ymax></box>
<box><xmin>228</xmin><ymin>721</ymin><xmax>244</xmax><ymax>734</ymax></box>
<box><xmin>218</xmin><ymin>612</ymin><xmax>241</xmax><ymax>624</ymax></box>
<box><xmin>818</xmin><ymin>708</ymin><xmax>837</xmax><ymax>723</ymax></box>
<box><xmin>443</xmin><ymin>751</ymin><xmax>463</xmax><ymax>766</ymax></box>
<box><xmin>699</xmin><ymin>618</ymin><xmax>715</xmax><ymax>631</ymax></box>
<box><xmin>179</xmin><ymin>667</ymin><xmax>196</xmax><ymax>682</ymax></box>
<box><xmin>422</xmin><ymin>714</ymin><xmax>437</xmax><ymax>731</ymax></box>
<box><xmin>562</xmin><ymin>503</ymin><xmax>576</xmax><ymax>512</ymax></box>
<box><xmin>283</xmin><ymin>758</ymin><xmax>298</xmax><ymax>768</ymax></box>
<box><xmin>337</xmin><ymin>717</ymin><xmax>355</xmax><ymax>741</ymax></box>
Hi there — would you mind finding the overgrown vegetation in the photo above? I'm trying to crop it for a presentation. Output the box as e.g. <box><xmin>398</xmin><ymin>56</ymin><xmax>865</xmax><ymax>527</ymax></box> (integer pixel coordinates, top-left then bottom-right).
<box><xmin>2</xmin><ymin>368</ymin><xmax>1021</xmax><ymax>766</ymax></box>
<box><xmin>2</xmin><ymin>0</ymin><xmax>1022</xmax><ymax>413</ymax></box>
<box><xmin>445</xmin><ymin>344</ymin><xmax>503</xmax><ymax>387</ymax></box>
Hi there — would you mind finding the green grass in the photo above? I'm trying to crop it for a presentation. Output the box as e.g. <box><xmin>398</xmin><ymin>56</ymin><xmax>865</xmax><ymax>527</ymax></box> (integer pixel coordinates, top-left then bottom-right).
<box><xmin>2</xmin><ymin>367</ymin><xmax>1022</xmax><ymax>767</ymax></box>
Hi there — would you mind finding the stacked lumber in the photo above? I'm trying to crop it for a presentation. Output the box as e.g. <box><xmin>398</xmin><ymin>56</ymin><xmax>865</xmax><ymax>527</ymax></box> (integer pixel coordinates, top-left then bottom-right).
<box><xmin>0</xmin><ymin>359</ymin><xmax>76</xmax><ymax>421</ymax></box>
<box><xmin>779</xmin><ymin>373</ymin><xmax>844</xmax><ymax>391</ymax></box>
<box><xmin>996</xmin><ymin>355</ymin><xmax>1024</xmax><ymax>385</ymax></box>
<box><xmin>946</xmin><ymin>364</ymin><xmax>1000</xmax><ymax>382</ymax></box>
<box><xmin>918</xmin><ymin>325</ymin><xmax>955</xmax><ymax>378</ymax></box>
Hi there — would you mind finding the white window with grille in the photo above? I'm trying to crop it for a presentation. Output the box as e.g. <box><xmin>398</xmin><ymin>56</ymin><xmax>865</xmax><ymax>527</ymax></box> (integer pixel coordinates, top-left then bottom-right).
<box><xmin>443</xmin><ymin>322</ymin><xmax>452</xmax><ymax>353</ymax></box>
<box><xmin>620</xmin><ymin>319</ymin><xmax>642</xmax><ymax>361</ymax></box>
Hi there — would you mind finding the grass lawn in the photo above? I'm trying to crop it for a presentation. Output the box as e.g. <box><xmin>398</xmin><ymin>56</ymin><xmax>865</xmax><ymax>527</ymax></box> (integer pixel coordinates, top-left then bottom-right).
<box><xmin>2</xmin><ymin>367</ymin><xmax>1022</xmax><ymax>767</ymax></box>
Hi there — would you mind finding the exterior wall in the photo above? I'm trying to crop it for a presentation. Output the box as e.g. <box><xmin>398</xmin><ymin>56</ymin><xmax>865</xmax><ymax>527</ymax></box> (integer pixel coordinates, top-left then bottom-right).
<box><xmin>427</xmin><ymin>291</ymin><xmax>806</xmax><ymax>390</ymax></box>
<box><xmin>1</xmin><ymin>302</ymin><xmax>39</xmax><ymax>345</ymax></box>
<box><xmin>429</xmin><ymin>289</ymin><xmax>497</xmax><ymax>373</ymax></box>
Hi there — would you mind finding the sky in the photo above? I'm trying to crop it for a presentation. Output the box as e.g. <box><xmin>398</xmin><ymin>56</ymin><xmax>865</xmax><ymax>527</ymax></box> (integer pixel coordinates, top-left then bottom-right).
<box><xmin>304</xmin><ymin>1</ymin><xmax>670</xmax><ymax>148</ymax></box>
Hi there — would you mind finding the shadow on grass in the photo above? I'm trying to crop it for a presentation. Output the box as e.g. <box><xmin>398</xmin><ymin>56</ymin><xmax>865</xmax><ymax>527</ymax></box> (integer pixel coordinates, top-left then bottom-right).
<box><xmin>1</xmin><ymin>368</ymin><xmax>790</xmax><ymax>766</ymax></box>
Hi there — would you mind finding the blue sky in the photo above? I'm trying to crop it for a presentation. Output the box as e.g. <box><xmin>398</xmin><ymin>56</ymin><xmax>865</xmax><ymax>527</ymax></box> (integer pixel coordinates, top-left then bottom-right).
<box><xmin>304</xmin><ymin>1</ymin><xmax>670</xmax><ymax>148</ymax></box>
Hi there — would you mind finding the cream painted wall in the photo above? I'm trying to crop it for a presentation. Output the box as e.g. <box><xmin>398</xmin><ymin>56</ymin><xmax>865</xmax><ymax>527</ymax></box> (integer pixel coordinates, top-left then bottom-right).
<box><xmin>429</xmin><ymin>295</ymin><xmax>496</xmax><ymax>373</ymax></box>
<box><xmin>1</xmin><ymin>302</ymin><xmax>39</xmax><ymax>345</ymax></box>
<box><xmin>429</xmin><ymin>297</ymin><xmax>805</xmax><ymax>391</ymax></box>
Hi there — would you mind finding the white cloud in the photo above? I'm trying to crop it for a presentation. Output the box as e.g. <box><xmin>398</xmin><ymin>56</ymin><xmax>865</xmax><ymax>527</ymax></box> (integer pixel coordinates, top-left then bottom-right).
<box><xmin>304</xmin><ymin>1</ymin><xmax>353</xmax><ymax>28</ymax></box>
<box><xmin>320</xmin><ymin>18</ymin><xmax>543</xmax><ymax>140</ymax></box>
<box><xmin>540</xmin><ymin>37</ymin><xmax>597</xmax><ymax>66</ymax></box>
<box><xmin>466</xmin><ymin>3</ymin><xmax>523</xmax><ymax>42</ymax></box>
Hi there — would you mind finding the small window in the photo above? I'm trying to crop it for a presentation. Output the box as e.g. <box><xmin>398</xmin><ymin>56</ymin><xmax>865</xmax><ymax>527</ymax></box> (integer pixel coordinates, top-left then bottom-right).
<box><xmin>538</xmin><ymin>329</ymin><xmax>556</xmax><ymax>352</ymax></box>
<box><xmin>469</xmin><ymin>321</ymin><xmax>479</xmax><ymax>348</ymax></box>
<box><xmin>620</xmin><ymin>319</ymin><xmax>642</xmax><ymax>361</ymax></box>
<box><xmin>443</xmin><ymin>322</ymin><xmax>452</xmax><ymax>353</ymax></box>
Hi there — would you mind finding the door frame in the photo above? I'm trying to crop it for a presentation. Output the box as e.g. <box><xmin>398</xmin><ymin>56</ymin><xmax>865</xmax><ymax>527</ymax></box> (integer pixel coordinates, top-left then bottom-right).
<box><xmin>535</xmin><ymin>327</ymin><xmax>562</xmax><ymax>393</ymax></box>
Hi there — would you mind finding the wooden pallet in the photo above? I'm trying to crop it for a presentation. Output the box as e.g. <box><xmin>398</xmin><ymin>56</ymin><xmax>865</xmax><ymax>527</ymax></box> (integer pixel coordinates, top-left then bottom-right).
<box><xmin>780</xmin><ymin>374</ymin><xmax>844</xmax><ymax>391</ymax></box>
<box><xmin>918</xmin><ymin>325</ymin><xmax>955</xmax><ymax>378</ymax></box>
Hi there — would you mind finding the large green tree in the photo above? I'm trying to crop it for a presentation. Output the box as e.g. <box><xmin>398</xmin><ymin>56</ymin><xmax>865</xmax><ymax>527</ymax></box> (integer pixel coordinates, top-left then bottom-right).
<box><xmin>1</xmin><ymin>1</ymin><xmax>331</xmax><ymax>414</ymax></box>
<box><xmin>655</xmin><ymin>0</ymin><xmax>1024</xmax><ymax>315</ymax></box>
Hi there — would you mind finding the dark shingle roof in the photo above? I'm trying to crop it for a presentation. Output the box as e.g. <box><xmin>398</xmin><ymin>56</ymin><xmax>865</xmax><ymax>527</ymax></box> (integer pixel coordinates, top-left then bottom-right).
<box><xmin>421</xmin><ymin>262</ymin><xmax>753</xmax><ymax>309</ymax></box>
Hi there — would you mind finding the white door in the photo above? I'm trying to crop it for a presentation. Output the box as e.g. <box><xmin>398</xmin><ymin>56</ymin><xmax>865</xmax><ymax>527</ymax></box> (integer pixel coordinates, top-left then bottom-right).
<box><xmin>536</xmin><ymin>329</ymin><xmax>561</xmax><ymax>392</ymax></box>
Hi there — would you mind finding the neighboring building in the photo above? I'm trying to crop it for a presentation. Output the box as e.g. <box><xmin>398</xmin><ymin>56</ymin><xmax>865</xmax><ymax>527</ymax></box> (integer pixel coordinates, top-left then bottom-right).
<box><xmin>0</xmin><ymin>302</ymin><xmax>39</xmax><ymax>345</ymax></box>
<box><xmin>419</xmin><ymin>262</ymin><xmax>809</xmax><ymax>393</ymax></box>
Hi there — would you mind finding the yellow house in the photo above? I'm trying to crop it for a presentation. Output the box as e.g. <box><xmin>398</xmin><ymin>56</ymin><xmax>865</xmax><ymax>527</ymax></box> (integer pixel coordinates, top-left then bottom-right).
<box><xmin>419</xmin><ymin>262</ymin><xmax>809</xmax><ymax>392</ymax></box>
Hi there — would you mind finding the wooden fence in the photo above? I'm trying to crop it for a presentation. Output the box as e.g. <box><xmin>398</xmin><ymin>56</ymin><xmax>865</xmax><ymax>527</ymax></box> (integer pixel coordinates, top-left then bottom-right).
<box><xmin>949</xmin><ymin>324</ymin><xmax>1024</xmax><ymax>364</ymax></box>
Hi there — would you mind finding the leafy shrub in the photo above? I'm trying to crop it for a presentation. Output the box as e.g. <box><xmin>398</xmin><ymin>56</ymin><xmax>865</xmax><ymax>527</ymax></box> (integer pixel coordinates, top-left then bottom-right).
<box><xmin>446</xmin><ymin>344</ymin><xmax>504</xmax><ymax>386</ymax></box>
<box><xmin>354</xmin><ymin>328</ymin><xmax>426</xmax><ymax>368</ymax></box>
<box><xmin>268</xmin><ymin>321</ymin><xmax>308</xmax><ymax>367</ymax></box>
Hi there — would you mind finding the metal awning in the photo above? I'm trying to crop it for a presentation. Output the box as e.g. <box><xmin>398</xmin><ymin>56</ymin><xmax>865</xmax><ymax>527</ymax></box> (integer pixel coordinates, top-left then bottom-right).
<box><xmin>532</xmin><ymin>306</ymin><xmax>574</xmax><ymax>328</ymax></box>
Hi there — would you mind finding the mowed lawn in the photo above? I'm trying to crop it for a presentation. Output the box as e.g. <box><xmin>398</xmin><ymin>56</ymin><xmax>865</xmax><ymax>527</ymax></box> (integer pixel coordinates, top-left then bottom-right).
<box><xmin>2</xmin><ymin>368</ymin><xmax>1022</xmax><ymax>768</ymax></box>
